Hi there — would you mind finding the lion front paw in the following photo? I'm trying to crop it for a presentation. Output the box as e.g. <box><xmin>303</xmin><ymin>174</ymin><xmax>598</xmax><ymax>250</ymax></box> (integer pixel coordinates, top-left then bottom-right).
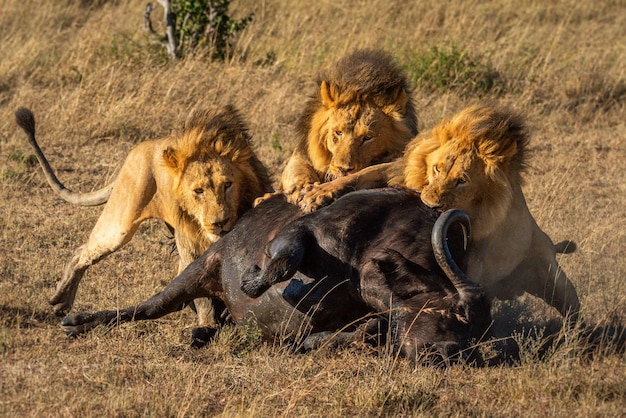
<box><xmin>190</xmin><ymin>326</ymin><xmax>219</xmax><ymax>348</ymax></box>
<box><xmin>299</xmin><ymin>186</ymin><xmax>338</xmax><ymax>213</ymax></box>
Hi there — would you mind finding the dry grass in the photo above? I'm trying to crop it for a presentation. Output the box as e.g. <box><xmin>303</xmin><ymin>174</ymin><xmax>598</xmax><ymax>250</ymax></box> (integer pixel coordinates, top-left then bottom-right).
<box><xmin>0</xmin><ymin>0</ymin><xmax>625</xmax><ymax>416</ymax></box>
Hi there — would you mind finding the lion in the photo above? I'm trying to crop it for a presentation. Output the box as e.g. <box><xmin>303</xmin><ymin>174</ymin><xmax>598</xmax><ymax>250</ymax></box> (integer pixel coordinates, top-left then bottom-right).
<box><xmin>15</xmin><ymin>105</ymin><xmax>273</xmax><ymax>342</ymax></box>
<box><xmin>300</xmin><ymin>104</ymin><xmax>580</xmax><ymax>321</ymax></box>
<box><xmin>274</xmin><ymin>49</ymin><xmax>418</xmax><ymax>204</ymax></box>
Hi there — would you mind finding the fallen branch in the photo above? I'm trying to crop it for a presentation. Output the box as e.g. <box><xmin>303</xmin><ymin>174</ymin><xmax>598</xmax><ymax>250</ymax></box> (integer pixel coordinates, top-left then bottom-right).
<box><xmin>144</xmin><ymin>1</ymin><xmax>178</xmax><ymax>60</ymax></box>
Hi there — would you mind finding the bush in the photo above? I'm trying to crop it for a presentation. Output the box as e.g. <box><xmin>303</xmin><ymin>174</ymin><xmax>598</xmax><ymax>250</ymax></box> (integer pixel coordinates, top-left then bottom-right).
<box><xmin>404</xmin><ymin>45</ymin><xmax>504</xmax><ymax>97</ymax></box>
<box><xmin>171</xmin><ymin>0</ymin><xmax>253</xmax><ymax>60</ymax></box>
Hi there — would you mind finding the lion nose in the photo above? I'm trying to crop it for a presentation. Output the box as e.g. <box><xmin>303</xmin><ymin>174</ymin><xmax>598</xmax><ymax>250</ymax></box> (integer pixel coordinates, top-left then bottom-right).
<box><xmin>213</xmin><ymin>217</ymin><xmax>231</xmax><ymax>231</ymax></box>
<box><xmin>428</xmin><ymin>203</ymin><xmax>444</xmax><ymax>211</ymax></box>
<box><xmin>338</xmin><ymin>166</ymin><xmax>355</xmax><ymax>176</ymax></box>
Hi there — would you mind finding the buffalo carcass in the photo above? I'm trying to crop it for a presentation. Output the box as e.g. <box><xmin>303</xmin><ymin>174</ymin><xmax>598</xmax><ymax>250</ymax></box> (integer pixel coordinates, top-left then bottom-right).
<box><xmin>61</xmin><ymin>188</ymin><xmax>492</xmax><ymax>363</ymax></box>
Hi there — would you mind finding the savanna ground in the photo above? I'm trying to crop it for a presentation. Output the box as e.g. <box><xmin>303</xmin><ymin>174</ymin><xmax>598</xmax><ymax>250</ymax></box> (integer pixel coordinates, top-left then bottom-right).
<box><xmin>1</xmin><ymin>0</ymin><xmax>625</xmax><ymax>416</ymax></box>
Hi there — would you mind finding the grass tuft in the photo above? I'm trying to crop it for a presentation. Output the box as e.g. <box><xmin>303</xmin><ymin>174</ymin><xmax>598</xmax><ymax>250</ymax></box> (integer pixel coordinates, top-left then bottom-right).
<box><xmin>403</xmin><ymin>44</ymin><xmax>504</xmax><ymax>97</ymax></box>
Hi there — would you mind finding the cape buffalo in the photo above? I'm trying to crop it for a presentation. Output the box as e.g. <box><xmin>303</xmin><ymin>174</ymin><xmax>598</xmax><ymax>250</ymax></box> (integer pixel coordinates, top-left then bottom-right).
<box><xmin>61</xmin><ymin>188</ymin><xmax>491</xmax><ymax>364</ymax></box>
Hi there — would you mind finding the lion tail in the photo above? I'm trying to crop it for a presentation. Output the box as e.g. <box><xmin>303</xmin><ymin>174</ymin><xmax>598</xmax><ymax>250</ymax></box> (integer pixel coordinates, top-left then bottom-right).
<box><xmin>15</xmin><ymin>107</ymin><xmax>114</xmax><ymax>206</ymax></box>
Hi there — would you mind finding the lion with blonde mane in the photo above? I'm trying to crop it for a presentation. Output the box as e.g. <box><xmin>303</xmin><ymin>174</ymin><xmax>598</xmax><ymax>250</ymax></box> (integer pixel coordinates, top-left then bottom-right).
<box><xmin>275</xmin><ymin>49</ymin><xmax>418</xmax><ymax>204</ymax></box>
<box><xmin>16</xmin><ymin>105</ymin><xmax>272</xmax><ymax>343</ymax></box>
<box><xmin>302</xmin><ymin>104</ymin><xmax>580</xmax><ymax>321</ymax></box>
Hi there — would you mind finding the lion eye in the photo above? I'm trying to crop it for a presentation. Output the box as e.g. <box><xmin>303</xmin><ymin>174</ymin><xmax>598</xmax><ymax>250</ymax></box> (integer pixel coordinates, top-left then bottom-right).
<box><xmin>334</xmin><ymin>130</ymin><xmax>343</xmax><ymax>137</ymax></box>
<box><xmin>362</xmin><ymin>135</ymin><xmax>372</xmax><ymax>143</ymax></box>
<box><xmin>456</xmin><ymin>177</ymin><xmax>467</xmax><ymax>186</ymax></box>
<box><xmin>194</xmin><ymin>188</ymin><xmax>204</xmax><ymax>195</ymax></box>
<box><xmin>224</xmin><ymin>181</ymin><xmax>233</xmax><ymax>190</ymax></box>
<box><xmin>433</xmin><ymin>165</ymin><xmax>440</xmax><ymax>176</ymax></box>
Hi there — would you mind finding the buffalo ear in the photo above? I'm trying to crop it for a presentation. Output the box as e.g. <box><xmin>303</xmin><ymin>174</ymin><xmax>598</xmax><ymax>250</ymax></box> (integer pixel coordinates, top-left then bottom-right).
<box><xmin>163</xmin><ymin>146</ymin><xmax>180</xmax><ymax>171</ymax></box>
<box><xmin>320</xmin><ymin>80</ymin><xmax>339</xmax><ymax>109</ymax></box>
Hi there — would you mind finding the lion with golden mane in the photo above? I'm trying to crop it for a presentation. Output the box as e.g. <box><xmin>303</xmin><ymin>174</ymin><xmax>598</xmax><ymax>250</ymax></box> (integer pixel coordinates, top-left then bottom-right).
<box><xmin>16</xmin><ymin>105</ymin><xmax>273</xmax><ymax>340</ymax></box>
<box><xmin>301</xmin><ymin>104</ymin><xmax>580</xmax><ymax>320</ymax></box>
<box><xmin>276</xmin><ymin>49</ymin><xmax>418</xmax><ymax>204</ymax></box>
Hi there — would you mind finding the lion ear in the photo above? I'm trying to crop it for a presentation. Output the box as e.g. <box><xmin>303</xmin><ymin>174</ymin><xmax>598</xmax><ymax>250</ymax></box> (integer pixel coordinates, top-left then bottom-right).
<box><xmin>480</xmin><ymin>139</ymin><xmax>518</xmax><ymax>172</ymax></box>
<box><xmin>381</xmin><ymin>87</ymin><xmax>409</xmax><ymax>117</ymax></box>
<box><xmin>320</xmin><ymin>80</ymin><xmax>339</xmax><ymax>108</ymax></box>
<box><xmin>163</xmin><ymin>146</ymin><xmax>181</xmax><ymax>172</ymax></box>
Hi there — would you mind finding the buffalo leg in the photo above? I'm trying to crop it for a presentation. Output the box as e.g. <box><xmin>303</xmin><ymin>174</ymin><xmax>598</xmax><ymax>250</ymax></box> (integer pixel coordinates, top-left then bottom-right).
<box><xmin>302</xmin><ymin>318</ymin><xmax>386</xmax><ymax>351</ymax></box>
<box><xmin>61</xmin><ymin>251</ymin><xmax>221</xmax><ymax>336</ymax></box>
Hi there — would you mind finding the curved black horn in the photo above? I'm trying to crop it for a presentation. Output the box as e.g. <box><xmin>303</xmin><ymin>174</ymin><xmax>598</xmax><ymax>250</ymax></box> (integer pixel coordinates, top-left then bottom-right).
<box><xmin>431</xmin><ymin>209</ymin><xmax>481</xmax><ymax>302</ymax></box>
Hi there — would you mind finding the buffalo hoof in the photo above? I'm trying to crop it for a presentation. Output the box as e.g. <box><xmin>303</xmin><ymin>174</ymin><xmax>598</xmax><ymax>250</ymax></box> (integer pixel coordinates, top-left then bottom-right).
<box><xmin>190</xmin><ymin>326</ymin><xmax>218</xmax><ymax>348</ymax></box>
<box><xmin>60</xmin><ymin>310</ymin><xmax>118</xmax><ymax>336</ymax></box>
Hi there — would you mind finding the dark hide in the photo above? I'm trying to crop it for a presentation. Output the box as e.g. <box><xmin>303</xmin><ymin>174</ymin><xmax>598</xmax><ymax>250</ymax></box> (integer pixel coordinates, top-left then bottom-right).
<box><xmin>62</xmin><ymin>188</ymin><xmax>491</xmax><ymax>364</ymax></box>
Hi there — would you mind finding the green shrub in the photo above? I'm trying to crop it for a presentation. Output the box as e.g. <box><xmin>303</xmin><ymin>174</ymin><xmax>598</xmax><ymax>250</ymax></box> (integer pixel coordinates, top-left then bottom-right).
<box><xmin>172</xmin><ymin>0</ymin><xmax>253</xmax><ymax>60</ymax></box>
<box><xmin>404</xmin><ymin>45</ymin><xmax>503</xmax><ymax>97</ymax></box>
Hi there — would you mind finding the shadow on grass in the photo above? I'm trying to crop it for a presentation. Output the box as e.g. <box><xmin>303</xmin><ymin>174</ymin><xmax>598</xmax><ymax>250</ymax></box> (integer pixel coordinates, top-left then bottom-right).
<box><xmin>483</xmin><ymin>300</ymin><xmax>626</xmax><ymax>367</ymax></box>
<box><xmin>0</xmin><ymin>304</ymin><xmax>60</xmax><ymax>328</ymax></box>
<box><xmin>2</xmin><ymin>300</ymin><xmax>623</xmax><ymax>369</ymax></box>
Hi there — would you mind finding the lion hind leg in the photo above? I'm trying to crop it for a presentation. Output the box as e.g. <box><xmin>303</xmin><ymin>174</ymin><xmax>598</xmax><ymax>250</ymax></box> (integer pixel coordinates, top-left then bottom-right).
<box><xmin>526</xmin><ymin>258</ymin><xmax>581</xmax><ymax>325</ymax></box>
<box><xmin>50</xmin><ymin>162</ymin><xmax>157</xmax><ymax>315</ymax></box>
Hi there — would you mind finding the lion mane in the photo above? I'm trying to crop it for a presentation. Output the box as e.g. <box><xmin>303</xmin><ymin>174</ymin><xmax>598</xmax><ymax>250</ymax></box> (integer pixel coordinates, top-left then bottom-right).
<box><xmin>399</xmin><ymin>104</ymin><xmax>529</xmax><ymax>239</ymax></box>
<box><xmin>16</xmin><ymin>105</ymin><xmax>272</xmax><ymax>337</ymax></box>
<box><xmin>278</xmin><ymin>49</ymin><xmax>418</xmax><ymax>204</ymax></box>
<box><xmin>163</xmin><ymin>106</ymin><xmax>273</xmax><ymax>252</ymax></box>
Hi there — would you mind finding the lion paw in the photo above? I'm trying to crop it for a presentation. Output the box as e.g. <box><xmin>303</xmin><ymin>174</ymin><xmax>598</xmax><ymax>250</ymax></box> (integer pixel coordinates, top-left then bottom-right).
<box><xmin>299</xmin><ymin>187</ymin><xmax>337</xmax><ymax>213</ymax></box>
<box><xmin>190</xmin><ymin>326</ymin><xmax>219</xmax><ymax>348</ymax></box>
<box><xmin>49</xmin><ymin>299</ymin><xmax>73</xmax><ymax>317</ymax></box>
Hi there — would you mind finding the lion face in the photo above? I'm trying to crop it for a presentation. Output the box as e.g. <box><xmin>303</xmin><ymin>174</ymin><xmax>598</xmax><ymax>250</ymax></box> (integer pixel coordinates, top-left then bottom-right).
<box><xmin>321</xmin><ymin>102</ymin><xmax>405</xmax><ymax>182</ymax></box>
<box><xmin>406</xmin><ymin>104</ymin><xmax>529</xmax><ymax>239</ymax></box>
<box><xmin>176</xmin><ymin>157</ymin><xmax>245</xmax><ymax>241</ymax></box>
<box><xmin>163</xmin><ymin>106</ymin><xmax>272</xmax><ymax>247</ymax></box>
<box><xmin>420</xmin><ymin>142</ymin><xmax>487</xmax><ymax>217</ymax></box>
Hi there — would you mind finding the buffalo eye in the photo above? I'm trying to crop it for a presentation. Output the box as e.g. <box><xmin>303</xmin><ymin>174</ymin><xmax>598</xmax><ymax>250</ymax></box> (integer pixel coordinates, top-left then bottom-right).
<box><xmin>194</xmin><ymin>188</ymin><xmax>204</xmax><ymax>195</ymax></box>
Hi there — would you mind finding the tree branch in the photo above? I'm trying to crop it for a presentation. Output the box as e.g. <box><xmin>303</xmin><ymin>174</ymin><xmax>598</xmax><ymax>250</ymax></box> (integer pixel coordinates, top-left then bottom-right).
<box><xmin>143</xmin><ymin>1</ymin><xmax>178</xmax><ymax>60</ymax></box>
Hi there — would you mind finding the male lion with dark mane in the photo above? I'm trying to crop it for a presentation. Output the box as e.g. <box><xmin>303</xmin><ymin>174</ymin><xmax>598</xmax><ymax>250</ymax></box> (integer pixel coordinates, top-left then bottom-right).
<box><xmin>301</xmin><ymin>104</ymin><xmax>580</xmax><ymax>321</ymax></box>
<box><xmin>15</xmin><ymin>105</ymin><xmax>273</xmax><ymax>343</ymax></box>
<box><xmin>275</xmin><ymin>49</ymin><xmax>418</xmax><ymax>204</ymax></box>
